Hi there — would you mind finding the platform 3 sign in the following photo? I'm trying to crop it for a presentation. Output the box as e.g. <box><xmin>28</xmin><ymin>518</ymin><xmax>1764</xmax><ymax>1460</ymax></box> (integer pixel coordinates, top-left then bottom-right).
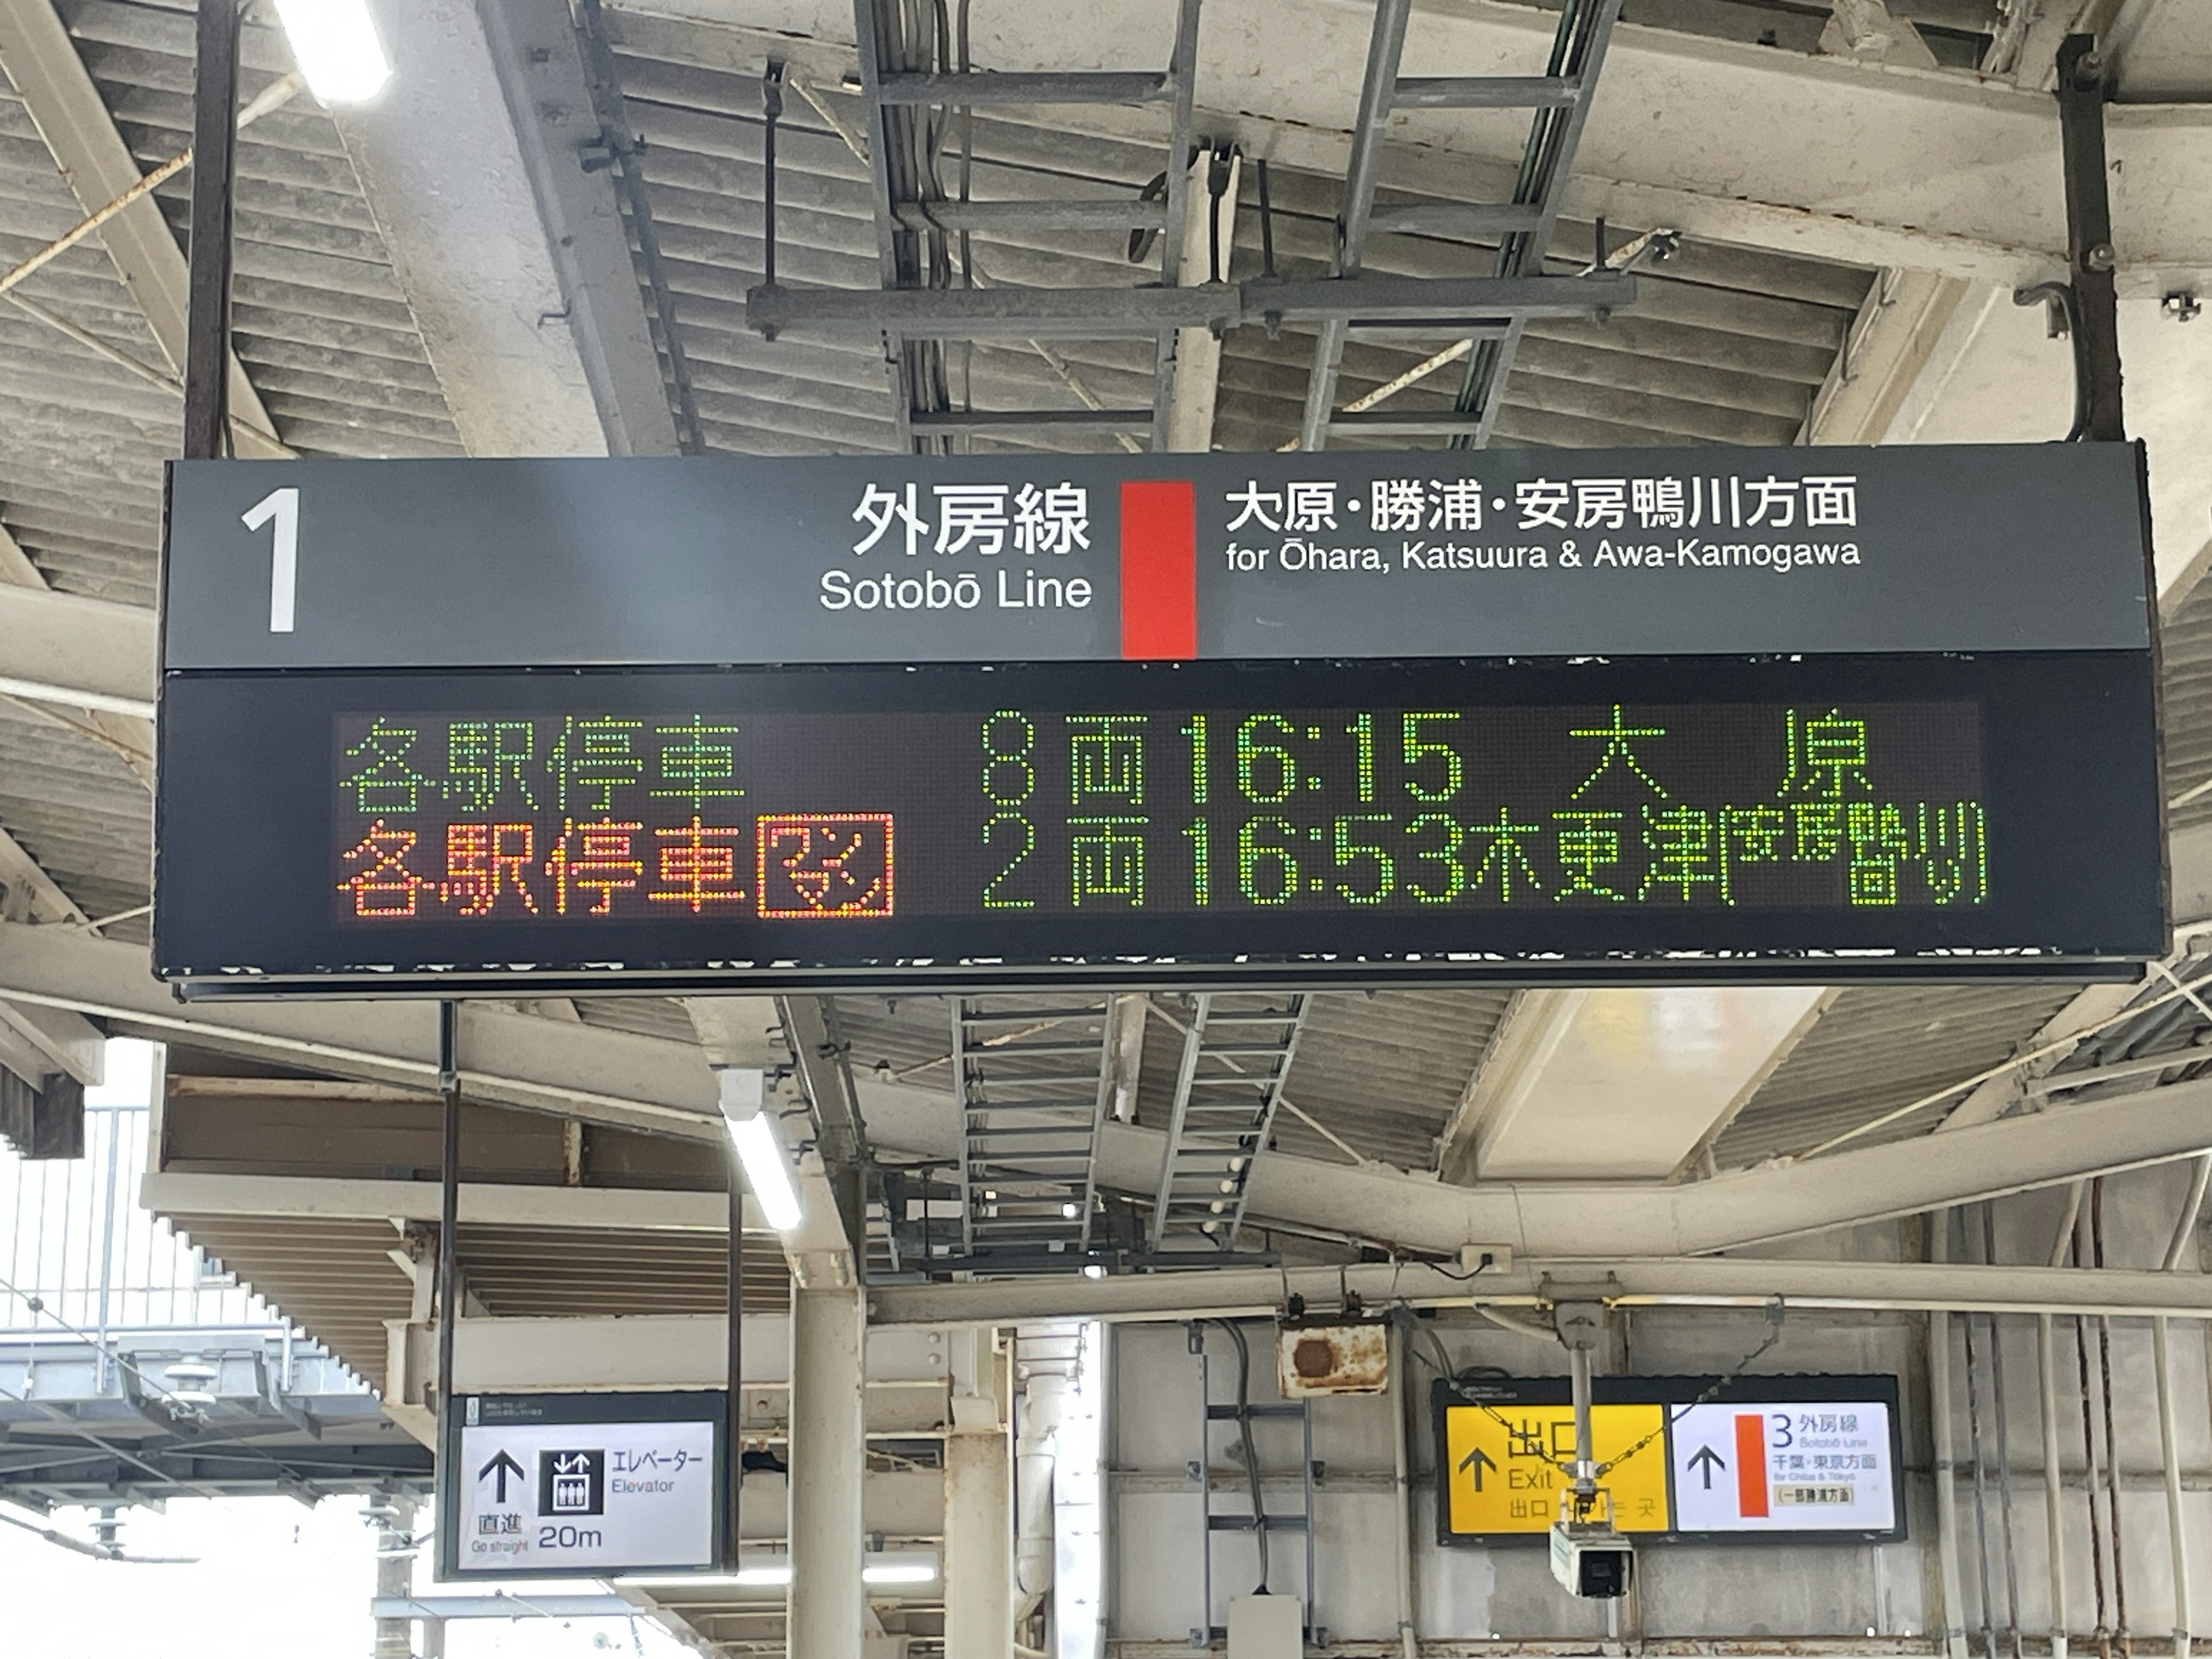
<box><xmin>439</xmin><ymin>1391</ymin><xmax>726</xmax><ymax>1580</ymax></box>
<box><xmin>1435</xmin><ymin>1374</ymin><xmax>1904</xmax><ymax>1544</ymax></box>
<box><xmin>154</xmin><ymin>445</ymin><xmax>2164</xmax><ymax>996</ymax></box>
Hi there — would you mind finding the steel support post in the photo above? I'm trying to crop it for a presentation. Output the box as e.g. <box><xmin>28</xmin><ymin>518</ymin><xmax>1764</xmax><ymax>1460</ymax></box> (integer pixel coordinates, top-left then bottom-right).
<box><xmin>2055</xmin><ymin>35</ymin><xmax>2123</xmax><ymax>442</ymax></box>
<box><xmin>789</xmin><ymin>1286</ymin><xmax>866</xmax><ymax>1659</ymax></box>
<box><xmin>435</xmin><ymin>1003</ymin><xmax>461</xmax><ymax>1421</ymax></box>
<box><xmin>372</xmin><ymin>1494</ymin><xmax>421</xmax><ymax>1659</ymax></box>
<box><xmin>1145</xmin><ymin>0</ymin><xmax>1203</xmax><ymax>452</ymax></box>
<box><xmin>182</xmin><ymin>0</ymin><xmax>238</xmax><ymax>460</ymax></box>
<box><xmin>848</xmin><ymin>0</ymin><xmax>916</xmax><ymax>452</ymax></box>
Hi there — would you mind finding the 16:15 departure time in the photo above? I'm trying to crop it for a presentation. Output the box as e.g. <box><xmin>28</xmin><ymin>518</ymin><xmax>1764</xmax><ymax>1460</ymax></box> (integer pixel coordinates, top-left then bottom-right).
<box><xmin>1183</xmin><ymin>712</ymin><xmax>1472</xmax><ymax>907</ymax></box>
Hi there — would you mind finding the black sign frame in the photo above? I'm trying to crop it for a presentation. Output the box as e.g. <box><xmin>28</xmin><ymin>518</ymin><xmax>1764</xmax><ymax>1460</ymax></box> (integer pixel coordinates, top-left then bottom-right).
<box><xmin>437</xmin><ymin>1389</ymin><xmax>729</xmax><ymax>1582</ymax></box>
<box><xmin>1433</xmin><ymin>1373</ymin><xmax>1908</xmax><ymax>1547</ymax></box>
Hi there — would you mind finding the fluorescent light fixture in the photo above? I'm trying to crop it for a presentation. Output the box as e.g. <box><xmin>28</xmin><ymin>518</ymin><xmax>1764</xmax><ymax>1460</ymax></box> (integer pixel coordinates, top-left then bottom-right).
<box><xmin>271</xmin><ymin>0</ymin><xmax>393</xmax><ymax>105</ymax></box>
<box><xmin>862</xmin><ymin>1559</ymin><xmax>940</xmax><ymax>1586</ymax></box>
<box><xmin>621</xmin><ymin>1551</ymin><xmax>937</xmax><ymax>1592</ymax></box>
<box><xmin>718</xmin><ymin>1069</ymin><xmax>803</xmax><ymax>1233</ymax></box>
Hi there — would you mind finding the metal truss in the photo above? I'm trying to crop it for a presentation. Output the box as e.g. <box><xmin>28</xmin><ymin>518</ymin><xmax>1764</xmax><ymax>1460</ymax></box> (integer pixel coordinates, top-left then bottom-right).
<box><xmin>952</xmin><ymin>998</ymin><xmax>1115</xmax><ymax>1265</ymax></box>
<box><xmin>1298</xmin><ymin>0</ymin><xmax>1627</xmax><ymax>449</ymax></box>
<box><xmin>771</xmin><ymin>0</ymin><xmax>1635</xmax><ymax>450</ymax></box>
<box><xmin>1149</xmin><ymin>993</ymin><xmax>1308</xmax><ymax>1252</ymax></box>
<box><xmin>838</xmin><ymin>0</ymin><xmax>1202</xmax><ymax>453</ymax></box>
<box><xmin>0</xmin><ymin>1331</ymin><xmax>429</xmax><ymax>1508</ymax></box>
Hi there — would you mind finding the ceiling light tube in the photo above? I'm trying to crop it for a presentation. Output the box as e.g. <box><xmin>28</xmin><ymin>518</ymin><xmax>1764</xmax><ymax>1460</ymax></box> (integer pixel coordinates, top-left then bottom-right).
<box><xmin>271</xmin><ymin>0</ymin><xmax>393</xmax><ymax>105</ymax></box>
<box><xmin>718</xmin><ymin>1068</ymin><xmax>803</xmax><ymax>1233</ymax></box>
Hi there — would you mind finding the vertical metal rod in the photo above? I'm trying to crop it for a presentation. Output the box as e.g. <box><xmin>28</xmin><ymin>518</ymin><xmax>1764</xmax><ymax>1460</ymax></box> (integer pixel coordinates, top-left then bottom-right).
<box><xmin>1931</xmin><ymin>1210</ymin><xmax>1971</xmax><ymax>1659</ymax></box>
<box><xmin>2091</xmin><ymin>1183</ymin><xmax>2130</xmax><ymax>1657</ymax></box>
<box><xmin>435</xmin><ymin>1002</ymin><xmax>461</xmax><ymax>1426</ymax></box>
<box><xmin>1961</xmin><ymin>1253</ymin><xmax>1999</xmax><ymax>1659</ymax></box>
<box><xmin>1255</xmin><ymin>158</ymin><xmax>1277</xmax><ymax>279</ymax></box>
<box><xmin>92</xmin><ymin>1107</ymin><xmax>120</xmax><ymax>1392</ymax></box>
<box><xmin>727</xmin><ymin>1138</ymin><xmax>745</xmax><ymax>1570</ymax></box>
<box><xmin>1389</xmin><ymin>1321</ymin><xmax>1418</xmax><ymax>1659</ymax></box>
<box><xmin>182</xmin><ymin>0</ymin><xmax>238</xmax><ymax>460</ymax></box>
<box><xmin>2054</xmin><ymin>35</ymin><xmax>2123</xmax><ymax>442</ymax></box>
<box><xmin>2154</xmin><ymin>1153</ymin><xmax>2208</xmax><ymax>1659</ymax></box>
<box><xmin>2152</xmin><ymin>1319</ymin><xmax>2192</xmax><ymax>1659</ymax></box>
<box><xmin>1569</xmin><ymin>1342</ymin><xmax>1594</xmax><ymax>1505</ymax></box>
<box><xmin>760</xmin><ymin>65</ymin><xmax>783</xmax><ymax>292</ymax></box>
<box><xmin>2072</xmin><ymin>1191</ymin><xmax>2111</xmax><ymax>1658</ymax></box>
<box><xmin>1980</xmin><ymin>1208</ymin><xmax>2024</xmax><ymax>1659</ymax></box>
<box><xmin>2036</xmin><ymin>1312</ymin><xmax>2069</xmax><ymax>1659</ymax></box>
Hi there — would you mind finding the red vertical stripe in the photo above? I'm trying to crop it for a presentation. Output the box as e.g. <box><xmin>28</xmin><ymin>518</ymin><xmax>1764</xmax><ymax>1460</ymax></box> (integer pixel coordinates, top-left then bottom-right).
<box><xmin>1119</xmin><ymin>480</ymin><xmax>1196</xmax><ymax>660</ymax></box>
<box><xmin>1734</xmin><ymin>1413</ymin><xmax>1770</xmax><ymax>1518</ymax></box>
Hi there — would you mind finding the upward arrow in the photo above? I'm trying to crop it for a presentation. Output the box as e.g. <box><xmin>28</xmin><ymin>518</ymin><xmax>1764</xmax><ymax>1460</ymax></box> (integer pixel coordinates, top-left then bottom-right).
<box><xmin>479</xmin><ymin>1449</ymin><xmax>527</xmax><ymax>1503</ymax></box>
<box><xmin>1459</xmin><ymin>1445</ymin><xmax>1498</xmax><ymax>1493</ymax></box>
<box><xmin>1687</xmin><ymin>1444</ymin><xmax>1726</xmax><ymax>1491</ymax></box>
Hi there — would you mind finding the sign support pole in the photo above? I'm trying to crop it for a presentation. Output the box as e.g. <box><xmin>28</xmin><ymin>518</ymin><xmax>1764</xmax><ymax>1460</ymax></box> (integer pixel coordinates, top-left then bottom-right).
<box><xmin>436</xmin><ymin>1002</ymin><xmax>461</xmax><ymax>1421</ymax></box>
<box><xmin>2055</xmin><ymin>36</ymin><xmax>2124</xmax><ymax>444</ymax></box>
<box><xmin>725</xmin><ymin>1138</ymin><xmax>744</xmax><ymax>1570</ymax></box>
<box><xmin>183</xmin><ymin>0</ymin><xmax>238</xmax><ymax>460</ymax></box>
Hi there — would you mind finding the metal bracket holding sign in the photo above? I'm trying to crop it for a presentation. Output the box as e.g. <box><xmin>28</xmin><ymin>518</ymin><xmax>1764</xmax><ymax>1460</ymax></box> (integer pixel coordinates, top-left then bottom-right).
<box><xmin>1434</xmin><ymin>1374</ymin><xmax>1906</xmax><ymax>1546</ymax></box>
<box><xmin>154</xmin><ymin>445</ymin><xmax>2164</xmax><ymax>996</ymax></box>
<box><xmin>439</xmin><ymin>1391</ymin><xmax>728</xmax><ymax>1580</ymax></box>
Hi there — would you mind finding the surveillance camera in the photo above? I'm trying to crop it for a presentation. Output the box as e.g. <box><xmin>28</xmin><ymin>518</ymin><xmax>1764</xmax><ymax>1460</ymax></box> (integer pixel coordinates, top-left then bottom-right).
<box><xmin>1549</xmin><ymin>1519</ymin><xmax>1635</xmax><ymax>1600</ymax></box>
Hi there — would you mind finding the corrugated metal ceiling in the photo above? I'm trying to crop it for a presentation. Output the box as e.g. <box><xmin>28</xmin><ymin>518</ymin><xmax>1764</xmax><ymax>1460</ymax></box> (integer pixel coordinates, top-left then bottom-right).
<box><xmin>1713</xmin><ymin>981</ymin><xmax>2081</xmax><ymax>1168</ymax></box>
<box><xmin>0</xmin><ymin>0</ymin><xmax>2178</xmax><ymax>1243</ymax></box>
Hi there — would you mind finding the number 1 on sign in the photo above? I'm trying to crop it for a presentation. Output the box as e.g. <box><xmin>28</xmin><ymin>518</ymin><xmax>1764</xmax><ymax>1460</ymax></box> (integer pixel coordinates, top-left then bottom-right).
<box><xmin>243</xmin><ymin>486</ymin><xmax>299</xmax><ymax>634</ymax></box>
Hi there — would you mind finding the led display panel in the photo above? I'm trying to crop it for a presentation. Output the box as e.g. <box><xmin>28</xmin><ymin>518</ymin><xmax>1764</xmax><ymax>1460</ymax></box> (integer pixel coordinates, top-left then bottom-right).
<box><xmin>154</xmin><ymin>445</ymin><xmax>2164</xmax><ymax>994</ymax></box>
<box><xmin>154</xmin><ymin>653</ymin><xmax>2161</xmax><ymax>994</ymax></box>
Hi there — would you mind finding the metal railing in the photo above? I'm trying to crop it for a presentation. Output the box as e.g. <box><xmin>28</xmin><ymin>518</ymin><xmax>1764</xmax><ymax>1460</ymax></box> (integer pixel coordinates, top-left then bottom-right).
<box><xmin>0</xmin><ymin>1100</ymin><xmax>284</xmax><ymax>1345</ymax></box>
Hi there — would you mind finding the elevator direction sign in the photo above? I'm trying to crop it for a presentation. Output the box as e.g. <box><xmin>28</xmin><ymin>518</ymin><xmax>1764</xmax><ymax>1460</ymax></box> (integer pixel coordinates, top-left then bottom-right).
<box><xmin>438</xmin><ymin>1390</ymin><xmax>728</xmax><ymax>1581</ymax></box>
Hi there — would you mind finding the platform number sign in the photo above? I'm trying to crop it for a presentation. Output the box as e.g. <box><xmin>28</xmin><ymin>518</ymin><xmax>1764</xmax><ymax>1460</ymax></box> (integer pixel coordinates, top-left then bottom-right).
<box><xmin>1435</xmin><ymin>1374</ymin><xmax>1904</xmax><ymax>1544</ymax></box>
<box><xmin>438</xmin><ymin>1391</ymin><xmax>727</xmax><ymax>1580</ymax></box>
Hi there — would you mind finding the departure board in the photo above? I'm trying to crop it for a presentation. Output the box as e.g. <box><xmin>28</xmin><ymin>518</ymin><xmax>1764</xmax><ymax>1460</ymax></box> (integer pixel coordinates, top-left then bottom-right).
<box><xmin>154</xmin><ymin>653</ymin><xmax>2164</xmax><ymax>993</ymax></box>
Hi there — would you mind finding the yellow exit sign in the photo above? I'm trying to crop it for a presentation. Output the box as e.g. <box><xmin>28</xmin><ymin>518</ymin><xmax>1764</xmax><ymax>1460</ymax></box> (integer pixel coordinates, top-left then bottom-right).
<box><xmin>1441</xmin><ymin>1400</ymin><xmax>1670</xmax><ymax>1537</ymax></box>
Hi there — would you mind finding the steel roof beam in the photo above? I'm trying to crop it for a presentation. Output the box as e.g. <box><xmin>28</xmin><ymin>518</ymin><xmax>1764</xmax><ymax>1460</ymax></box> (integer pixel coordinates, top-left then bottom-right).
<box><xmin>748</xmin><ymin>272</ymin><xmax>1632</xmax><ymax>338</ymax></box>
<box><xmin>0</xmin><ymin>0</ymin><xmax>285</xmax><ymax>457</ymax></box>
<box><xmin>875</xmin><ymin>70</ymin><xmax>1173</xmax><ymax>105</ymax></box>
<box><xmin>0</xmin><ymin>583</ymin><xmax>156</xmax><ymax>720</ymax></box>
<box><xmin>14</xmin><ymin>917</ymin><xmax>2210</xmax><ymax>1266</ymax></box>
<box><xmin>329</xmin><ymin>0</ymin><xmax>681</xmax><ymax>457</ymax></box>
<box><xmin>868</xmin><ymin>1254</ymin><xmax>2212</xmax><ymax>1327</ymax></box>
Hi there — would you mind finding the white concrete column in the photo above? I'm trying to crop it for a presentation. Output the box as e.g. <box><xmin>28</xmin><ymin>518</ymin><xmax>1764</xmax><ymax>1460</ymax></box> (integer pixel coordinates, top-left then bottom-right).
<box><xmin>945</xmin><ymin>1327</ymin><xmax>1014</xmax><ymax>1658</ymax></box>
<box><xmin>945</xmin><ymin>1431</ymin><xmax>1014</xmax><ymax>1657</ymax></box>
<box><xmin>789</xmin><ymin>1286</ymin><xmax>865</xmax><ymax>1659</ymax></box>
